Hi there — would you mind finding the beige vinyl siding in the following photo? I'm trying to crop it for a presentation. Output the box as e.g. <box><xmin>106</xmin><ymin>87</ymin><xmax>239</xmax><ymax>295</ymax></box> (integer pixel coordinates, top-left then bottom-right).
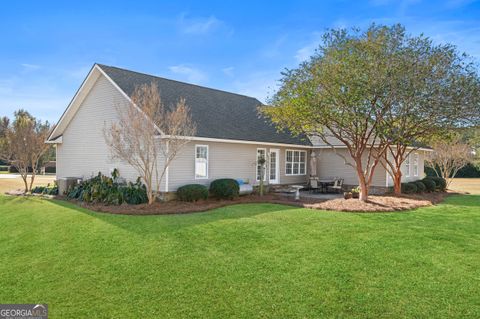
<box><xmin>56</xmin><ymin>74</ymin><xmax>166</xmax><ymax>191</ymax></box>
<box><xmin>167</xmin><ymin>142</ymin><xmax>309</xmax><ymax>191</ymax></box>
<box><xmin>315</xmin><ymin>148</ymin><xmax>387</xmax><ymax>187</ymax></box>
<box><xmin>386</xmin><ymin>150</ymin><xmax>426</xmax><ymax>186</ymax></box>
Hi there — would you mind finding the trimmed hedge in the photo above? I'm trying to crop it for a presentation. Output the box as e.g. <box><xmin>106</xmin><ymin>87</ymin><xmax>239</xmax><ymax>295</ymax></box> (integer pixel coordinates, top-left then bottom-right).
<box><xmin>422</xmin><ymin>178</ymin><xmax>436</xmax><ymax>192</ymax></box>
<box><xmin>414</xmin><ymin>181</ymin><xmax>426</xmax><ymax>193</ymax></box>
<box><xmin>401</xmin><ymin>182</ymin><xmax>417</xmax><ymax>194</ymax></box>
<box><xmin>177</xmin><ymin>184</ymin><xmax>209</xmax><ymax>202</ymax></box>
<box><xmin>209</xmin><ymin>178</ymin><xmax>240</xmax><ymax>200</ymax></box>
<box><xmin>428</xmin><ymin>176</ymin><xmax>447</xmax><ymax>191</ymax></box>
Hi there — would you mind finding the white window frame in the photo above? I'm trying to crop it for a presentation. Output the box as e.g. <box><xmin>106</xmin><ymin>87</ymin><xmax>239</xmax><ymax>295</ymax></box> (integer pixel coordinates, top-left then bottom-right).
<box><xmin>256</xmin><ymin>148</ymin><xmax>267</xmax><ymax>182</ymax></box>
<box><xmin>413</xmin><ymin>152</ymin><xmax>419</xmax><ymax>177</ymax></box>
<box><xmin>195</xmin><ymin>144</ymin><xmax>209</xmax><ymax>179</ymax></box>
<box><xmin>405</xmin><ymin>154</ymin><xmax>411</xmax><ymax>177</ymax></box>
<box><xmin>285</xmin><ymin>149</ymin><xmax>307</xmax><ymax>176</ymax></box>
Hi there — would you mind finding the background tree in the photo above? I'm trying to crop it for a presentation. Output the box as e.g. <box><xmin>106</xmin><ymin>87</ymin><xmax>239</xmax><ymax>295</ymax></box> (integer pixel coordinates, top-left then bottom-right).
<box><xmin>0</xmin><ymin>117</ymin><xmax>9</xmax><ymax>138</ymax></box>
<box><xmin>425</xmin><ymin>136</ymin><xmax>474</xmax><ymax>187</ymax></box>
<box><xmin>380</xmin><ymin>30</ymin><xmax>480</xmax><ymax>194</ymax></box>
<box><xmin>0</xmin><ymin>110</ymin><xmax>51</xmax><ymax>192</ymax></box>
<box><xmin>263</xmin><ymin>25</ymin><xmax>405</xmax><ymax>201</ymax></box>
<box><xmin>104</xmin><ymin>82</ymin><xmax>196</xmax><ymax>204</ymax></box>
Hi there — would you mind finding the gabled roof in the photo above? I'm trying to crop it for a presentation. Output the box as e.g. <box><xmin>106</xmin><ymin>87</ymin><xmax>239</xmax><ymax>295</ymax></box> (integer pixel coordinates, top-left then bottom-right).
<box><xmin>96</xmin><ymin>64</ymin><xmax>311</xmax><ymax>146</ymax></box>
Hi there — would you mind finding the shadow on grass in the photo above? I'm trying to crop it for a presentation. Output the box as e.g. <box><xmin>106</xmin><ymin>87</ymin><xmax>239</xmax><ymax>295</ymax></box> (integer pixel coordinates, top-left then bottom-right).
<box><xmin>47</xmin><ymin>198</ymin><xmax>298</xmax><ymax>235</ymax></box>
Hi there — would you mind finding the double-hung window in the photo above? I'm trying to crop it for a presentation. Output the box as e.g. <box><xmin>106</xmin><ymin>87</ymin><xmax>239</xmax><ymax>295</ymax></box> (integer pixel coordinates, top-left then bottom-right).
<box><xmin>285</xmin><ymin>150</ymin><xmax>306</xmax><ymax>176</ymax></box>
<box><xmin>405</xmin><ymin>154</ymin><xmax>411</xmax><ymax>177</ymax></box>
<box><xmin>413</xmin><ymin>153</ymin><xmax>419</xmax><ymax>176</ymax></box>
<box><xmin>195</xmin><ymin>145</ymin><xmax>208</xmax><ymax>179</ymax></box>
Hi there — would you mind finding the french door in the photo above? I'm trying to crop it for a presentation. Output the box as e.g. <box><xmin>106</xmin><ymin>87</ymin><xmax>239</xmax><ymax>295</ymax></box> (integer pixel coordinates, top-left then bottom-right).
<box><xmin>269</xmin><ymin>149</ymin><xmax>280</xmax><ymax>184</ymax></box>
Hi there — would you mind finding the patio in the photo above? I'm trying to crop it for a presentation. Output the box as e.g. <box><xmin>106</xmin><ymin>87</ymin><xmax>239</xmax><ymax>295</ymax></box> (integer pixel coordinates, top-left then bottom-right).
<box><xmin>279</xmin><ymin>189</ymin><xmax>343</xmax><ymax>201</ymax></box>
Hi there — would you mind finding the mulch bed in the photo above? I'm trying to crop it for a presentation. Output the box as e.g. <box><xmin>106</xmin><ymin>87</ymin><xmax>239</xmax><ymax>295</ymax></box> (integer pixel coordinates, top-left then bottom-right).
<box><xmin>303</xmin><ymin>192</ymin><xmax>451</xmax><ymax>212</ymax></box>
<box><xmin>66</xmin><ymin>191</ymin><xmax>453</xmax><ymax>215</ymax></box>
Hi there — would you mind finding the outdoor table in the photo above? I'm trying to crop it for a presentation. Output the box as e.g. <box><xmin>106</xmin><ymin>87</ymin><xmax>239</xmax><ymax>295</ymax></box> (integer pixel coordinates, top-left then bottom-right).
<box><xmin>318</xmin><ymin>179</ymin><xmax>335</xmax><ymax>193</ymax></box>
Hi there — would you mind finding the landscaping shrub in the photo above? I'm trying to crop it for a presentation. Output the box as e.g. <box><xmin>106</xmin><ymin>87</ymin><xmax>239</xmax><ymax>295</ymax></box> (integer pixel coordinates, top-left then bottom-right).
<box><xmin>66</xmin><ymin>171</ymin><xmax>147</xmax><ymax>205</ymax></box>
<box><xmin>428</xmin><ymin>176</ymin><xmax>447</xmax><ymax>191</ymax></box>
<box><xmin>414</xmin><ymin>181</ymin><xmax>426</xmax><ymax>193</ymax></box>
<box><xmin>0</xmin><ymin>165</ymin><xmax>8</xmax><ymax>172</ymax></box>
<box><xmin>209</xmin><ymin>178</ymin><xmax>240</xmax><ymax>199</ymax></box>
<box><xmin>422</xmin><ymin>178</ymin><xmax>436</xmax><ymax>192</ymax></box>
<box><xmin>177</xmin><ymin>184</ymin><xmax>209</xmax><ymax>202</ymax></box>
<box><xmin>32</xmin><ymin>184</ymin><xmax>58</xmax><ymax>195</ymax></box>
<box><xmin>401</xmin><ymin>182</ymin><xmax>417</xmax><ymax>194</ymax></box>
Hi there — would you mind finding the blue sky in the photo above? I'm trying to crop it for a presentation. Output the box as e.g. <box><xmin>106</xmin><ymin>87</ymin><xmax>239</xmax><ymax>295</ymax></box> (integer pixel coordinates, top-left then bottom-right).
<box><xmin>1</xmin><ymin>0</ymin><xmax>479</xmax><ymax>123</ymax></box>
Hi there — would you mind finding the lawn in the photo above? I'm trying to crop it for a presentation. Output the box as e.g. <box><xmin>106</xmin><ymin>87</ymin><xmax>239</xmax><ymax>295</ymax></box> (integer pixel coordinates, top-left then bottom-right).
<box><xmin>449</xmin><ymin>178</ymin><xmax>480</xmax><ymax>195</ymax></box>
<box><xmin>0</xmin><ymin>174</ymin><xmax>55</xmax><ymax>193</ymax></box>
<box><xmin>0</xmin><ymin>195</ymin><xmax>479</xmax><ymax>318</ymax></box>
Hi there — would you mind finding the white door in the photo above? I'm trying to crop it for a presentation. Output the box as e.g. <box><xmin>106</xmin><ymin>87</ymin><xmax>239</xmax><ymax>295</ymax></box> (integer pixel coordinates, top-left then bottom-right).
<box><xmin>269</xmin><ymin>149</ymin><xmax>280</xmax><ymax>184</ymax></box>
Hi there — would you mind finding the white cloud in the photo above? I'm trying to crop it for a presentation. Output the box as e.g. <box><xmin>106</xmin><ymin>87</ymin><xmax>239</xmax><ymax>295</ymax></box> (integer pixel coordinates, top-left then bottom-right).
<box><xmin>178</xmin><ymin>13</ymin><xmax>223</xmax><ymax>35</ymax></box>
<box><xmin>294</xmin><ymin>32</ymin><xmax>322</xmax><ymax>63</ymax></box>
<box><xmin>222</xmin><ymin>67</ymin><xmax>235</xmax><ymax>77</ymax></box>
<box><xmin>168</xmin><ymin>65</ymin><xmax>208</xmax><ymax>84</ymax></box>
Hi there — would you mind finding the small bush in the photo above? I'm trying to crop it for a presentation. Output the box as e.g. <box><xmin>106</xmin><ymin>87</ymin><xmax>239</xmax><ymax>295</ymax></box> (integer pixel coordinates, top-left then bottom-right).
<box><xmin>32</xmin><ymin>184</ymin><xmax>59</xmax><ymax>195</ymax></box>
<box><xmin>177</xmin><ymin>184</ymin><xmax>209</xmax><ymax>202</ymax></box>
<box><xmin>32</xmin><ymin>186</ymin><xmax>46</xmax><ymax>194</ymax></box>
<box><xmin>414</xmin><ymin>181</ymin><xmax>426</xmax><ymax>193</ymax></box>
<box><xmin>422</xmin><ymin>178</ymin><xmax>436</xmax><ymax>192</ymax></box>
<box><xmin>0</xmin><ymin>165</ymin><xmax>8</xmax><ymax>172</ymax></box>
<box><xmin>401</xmin><ymin>182</ymin><xmax>417</xmax><ymax>194</ymax></box>
<box><xmin>428</xmin><ymin>176</ymin><xmax>447</xmax><ymax>191</ymax></box>
<box><xmin>209</xmin><ymin>178</ymin><xmax>240</xmax><ymax>199</ymax></box>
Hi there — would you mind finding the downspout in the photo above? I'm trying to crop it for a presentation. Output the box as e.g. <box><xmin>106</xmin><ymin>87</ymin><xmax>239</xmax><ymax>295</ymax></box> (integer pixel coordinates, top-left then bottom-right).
<box><xmin>165</xmin><ymin>140</ymin><xmax>169</xmax><ymax>193</ymax></box>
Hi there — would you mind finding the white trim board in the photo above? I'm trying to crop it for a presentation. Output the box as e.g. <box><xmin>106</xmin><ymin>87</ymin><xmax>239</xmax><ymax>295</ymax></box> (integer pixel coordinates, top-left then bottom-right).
<box><xmin>158</xmin><ymin>135</ymin><xmax>312</xmax><ymax>148</ymax></box>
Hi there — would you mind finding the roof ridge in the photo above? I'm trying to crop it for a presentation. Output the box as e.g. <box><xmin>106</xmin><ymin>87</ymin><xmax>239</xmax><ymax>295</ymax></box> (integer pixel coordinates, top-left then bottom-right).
<box><xmin>96</xmin><ymin>63</ymin><xmax>262</xmax><ymax>102</ymax></box>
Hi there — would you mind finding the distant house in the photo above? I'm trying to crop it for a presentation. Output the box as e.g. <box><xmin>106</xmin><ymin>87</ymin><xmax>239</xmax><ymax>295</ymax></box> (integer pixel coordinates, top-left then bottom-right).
<box><xmin>47</xmin><ymin>64</ymin><xmax>429</xmax><ymax>194</ymax></box>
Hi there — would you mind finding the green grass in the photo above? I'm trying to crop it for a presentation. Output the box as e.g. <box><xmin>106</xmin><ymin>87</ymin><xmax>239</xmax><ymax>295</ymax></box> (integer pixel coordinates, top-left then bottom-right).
<box><xmin>0</xmin><ymin>195</ymin><xmax>479</xmax><ymax>318</ymax></box>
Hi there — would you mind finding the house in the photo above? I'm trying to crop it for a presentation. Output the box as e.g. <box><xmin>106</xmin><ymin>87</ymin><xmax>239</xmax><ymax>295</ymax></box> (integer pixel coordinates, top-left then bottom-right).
<box><xmin>47</xmin><ymin>64</ymin><xmax>429</xmax><ymax>194</ymax></box>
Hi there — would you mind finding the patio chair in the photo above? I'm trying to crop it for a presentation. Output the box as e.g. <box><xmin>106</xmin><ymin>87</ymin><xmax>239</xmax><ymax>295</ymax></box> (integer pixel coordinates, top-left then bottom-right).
<box><xmin>310</xmin><ymin>179</ymin><xmax>320</xmax><ymax>193</ymax></box>
<box><xmin>327</xmin><ymin>178</ymin><xmax>344</xmax><ymax>193</ymax></box>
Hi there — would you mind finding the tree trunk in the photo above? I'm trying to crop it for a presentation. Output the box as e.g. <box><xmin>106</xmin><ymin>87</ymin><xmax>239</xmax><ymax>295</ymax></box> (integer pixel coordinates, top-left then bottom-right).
<box><xmin>393</xmin><ymin>170</ymin><xmax>402</xmax><ymax>195</ymax></box>
<box><xmin>148</xmin><ymin>194</ymin><xmax>155</xmax><ymax>205</ymax></box>
<box><xmin>146</xmin><ymin>183</ymin><xmax>155</xmax><ymax>205</ymax></box>
<box><xmin>259</xmin><ymin>166</ymin><xmax>265</xmax><ymax>196</ymax></box>
<box><xmin>358</xmin><ymin>178</ymin><xmax>368</xmax><ymax>202</ymax></box>
<box><xmin>29</xmin><ymin>171</ymin><xmax>36</xmax><ymax>192</ymax></box>
<box><xmin>354</xmin><ymin>161</ymin><xmax>369</xmax><ymax>202</ymax></box>
<box><xmin>21</xmin><ymin>175</ymin><xmax>28</xmax><ymax>193</ymax></box>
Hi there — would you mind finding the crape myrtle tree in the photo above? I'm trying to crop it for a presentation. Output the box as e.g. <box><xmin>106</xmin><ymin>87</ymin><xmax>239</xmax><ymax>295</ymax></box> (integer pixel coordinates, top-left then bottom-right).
<box><xmin>262</xmin><ymin>24</ymin><xmax>480</xmax><ymax>199</ymax></box>
<box><xmin>104</xmin><ymin>82</ymin><xmax>196</xmax><ymax>204</ymax></box>
<box><xmin>381</xmin><ymin>32</ymin><xmax>480</xmax><ymax>194</ymax></box>
<box><xmin>426</xmin><ymin>136</ymin><xmax>474</xmax><ymax>187</ymax></box>
<box><xmin>0</xmin><ymin>110</ymin><xmax>51</xmax><ymax>192</ymax></box>
<box><xmin>262</xmin><ymin>25</ymin><xmax>404</xmax><ymax>201</ymax></box>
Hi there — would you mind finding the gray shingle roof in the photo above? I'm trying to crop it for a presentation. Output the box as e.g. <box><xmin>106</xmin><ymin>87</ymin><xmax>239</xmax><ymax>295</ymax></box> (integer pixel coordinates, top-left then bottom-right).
<box><xmin>98</xmin><ymin>64</ymin><xmax>311</xmax><ymax>146</ymax></box>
